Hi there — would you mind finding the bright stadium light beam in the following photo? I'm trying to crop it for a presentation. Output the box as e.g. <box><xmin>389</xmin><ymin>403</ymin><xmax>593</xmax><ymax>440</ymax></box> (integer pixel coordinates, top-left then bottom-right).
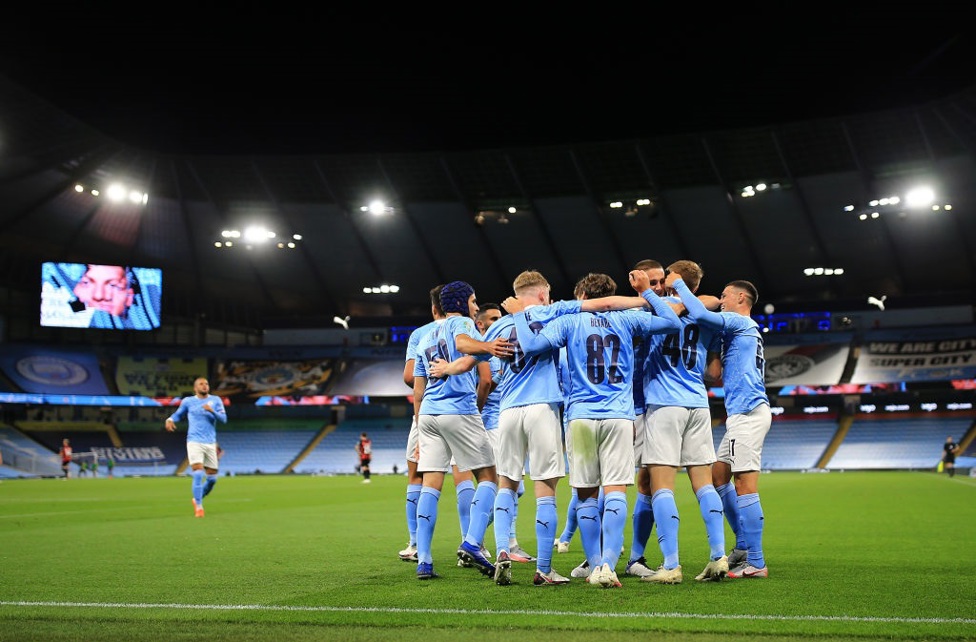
<box><xmin>243</xmin><ymin>226</ymin><xmax>273</xmax><ymax>243</ymax></box>
<box><xmin>904</xmin><ymin>186</ymin><xmax>935</xmax><ymax>209</ymax></box>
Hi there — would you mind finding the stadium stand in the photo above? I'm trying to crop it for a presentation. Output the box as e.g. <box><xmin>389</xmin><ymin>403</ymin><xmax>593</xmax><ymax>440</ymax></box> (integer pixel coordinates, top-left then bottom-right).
<box><xmin>0</xmin><ymin>424</ymin><xmax>62</xmax><ymax>477</ymax></box>
<box><xmin>0</xmin><ymin>465</ymin><xmax>25</xmax><ymax>479</ymax></box>
<box><xmin>824</xmin><ymin>414</ymin><xmax>973</xmax><ymax>470</ymax></box>
<box><xmin>957</xmin><ymin>435</ymin><xmax>976</xmax><ymax>471</ymax></box>
<box><xmin>296</xmin><ymin>418</ymin><xmax>409</xmax><ymax>475</ymax></box>
<box><xmin>208</xmin><ymin>417</ymin><xmax>326</xmax><ymax>474</ymax></box>
<box><xmin>765</xmin><ymin>418</ymin><xmax>838</xmax><ymax>470</ymax></box>
<box><xmin>711</xmin><ymin>417</ymin><xmax>840</xmax><ymax>471</ymax></box>
<box><xmin>1</xmin><ymin>338</ymin><xmax>972</xmax><ymax>477</ymax></box>
<box><xmin>217</xmin><ymin>429</ymin><xmax>322</xmax><ymax>475</ymax></box>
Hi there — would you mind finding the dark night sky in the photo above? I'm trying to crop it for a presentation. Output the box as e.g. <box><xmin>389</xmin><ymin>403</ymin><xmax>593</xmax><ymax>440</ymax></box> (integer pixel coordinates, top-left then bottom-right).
<box><xmin>3</xmin><ymin>8</ymin><xmax>973</xmax><ymax>155</ymax></box>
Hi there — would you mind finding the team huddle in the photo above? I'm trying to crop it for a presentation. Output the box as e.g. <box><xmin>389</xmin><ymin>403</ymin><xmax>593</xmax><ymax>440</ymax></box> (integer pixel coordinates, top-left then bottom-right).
<box><xmin>399</xmin><ymin>260</ymin><xmax>771</xmax><ymax>587</ymax></box>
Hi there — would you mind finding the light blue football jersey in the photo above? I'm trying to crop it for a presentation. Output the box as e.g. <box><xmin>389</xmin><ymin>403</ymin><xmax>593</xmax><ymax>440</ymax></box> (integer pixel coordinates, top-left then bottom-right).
<box><xmin>168</xmin><ymin>394</ymin><xmax>226</xmax><ymax>443</ymax></box>
<box><xmin>482</xmin><ymin>300</ymin><xmax>581</xmax><ymax>411</ymax></box>
<box><xmin>671</xmin><ymin>279</ymin><xmax>769</xmax><ymax>415</ymax></box>
<box><xmin>516</xmin><ymin>307</ymin><xmax>680</xmax><ymax>420</ymax></box>
<box><xmin>640</xmin><ymin>293</ymin><xmax>721</xmax><ymax>409</ymax></box>
<box><xmin>414</xmin><ymin>315</ymin><xmax>483</xmax><ymax>416</ymax></box>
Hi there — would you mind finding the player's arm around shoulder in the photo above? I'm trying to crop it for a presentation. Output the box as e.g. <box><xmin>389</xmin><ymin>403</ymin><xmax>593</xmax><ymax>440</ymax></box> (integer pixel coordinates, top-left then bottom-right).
<box><xmin>667</xmin><ymin>274</ymin><xmax>722</xmax><ymax>328</ymax></box>
<box><xmin>456</xmin><ymin>323</ymin><xmax>513</xmax><ymax>358</ymax></box>
<box><xmin>633</xmin><ymin>285</ymin><xmax>681</xmax><ymax>331</ymax></box>
<box><xmin>512</xmin><ymin>309</ymin><xmax>556</xmax><ymax>356</ymax></box>
<box><xmin>585</xmin><ymin>294</ymin><xmax>647</xmax><ymax>313</ymax></box>
<box><xmin>699</xmin><ymin>294</ymin><xmax>721</xmax><ymax>311</ymax></box>
<box><xmin>670</xmin><ymin>295</ymin><xmax>718</xmax><ymax>317</ymax></box>
<box><xmin>429</xmin><ymin>355</ymin><xmax>479</xmax><ymax>377</ymax></box>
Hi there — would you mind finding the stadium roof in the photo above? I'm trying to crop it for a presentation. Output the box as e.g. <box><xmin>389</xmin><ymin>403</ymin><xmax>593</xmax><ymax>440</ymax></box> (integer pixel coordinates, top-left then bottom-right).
<box><xmin>1</xmin><ymin>11</ymin><xmax>975</xmax><ymax>330</ymax></box>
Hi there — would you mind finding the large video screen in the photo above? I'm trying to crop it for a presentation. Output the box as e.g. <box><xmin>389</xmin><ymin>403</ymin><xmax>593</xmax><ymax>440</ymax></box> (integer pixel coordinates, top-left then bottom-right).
<box><xmin>40</xmin><ymin>262</ymin><xmax>162</xmax><ymax>330</ymax></box>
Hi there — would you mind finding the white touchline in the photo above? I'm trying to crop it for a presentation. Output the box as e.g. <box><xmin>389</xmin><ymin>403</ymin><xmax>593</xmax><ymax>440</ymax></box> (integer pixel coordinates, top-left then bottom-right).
<box><xmin>1</xmin><ymin>602</ymin><xmax>974</xmax><ymax>625</ymax></box>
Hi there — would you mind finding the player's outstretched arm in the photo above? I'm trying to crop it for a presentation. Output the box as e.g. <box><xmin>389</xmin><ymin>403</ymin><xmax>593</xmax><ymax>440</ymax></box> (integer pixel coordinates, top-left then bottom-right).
<box><xmin>634</xmin><ymin>278</ymin><xmax>681</xmax><ymax>328</ymax></box>
<box><xmin>581</xmin><ymin>294</ymin><xmax>648</xmax><ymax>312</ymax></box>
<box><xmin>668</xmin><ymin>276</ymin><xmax>723</xmax><ymax>328</ymax></box>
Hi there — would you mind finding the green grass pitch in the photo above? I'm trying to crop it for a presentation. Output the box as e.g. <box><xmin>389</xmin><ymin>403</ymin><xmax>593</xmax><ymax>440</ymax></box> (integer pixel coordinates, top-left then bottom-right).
<box><xmin>1</xmin><ymin>470</ymin><xmax>973</xmax><ymax>641</ymax></box>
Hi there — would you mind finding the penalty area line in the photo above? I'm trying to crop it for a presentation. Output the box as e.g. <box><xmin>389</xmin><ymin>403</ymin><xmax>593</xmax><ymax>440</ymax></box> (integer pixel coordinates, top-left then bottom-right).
<box><xmin>1</xmin><ymin>601</ymin><xmax>974</xmax><ymax>626</ymax></box>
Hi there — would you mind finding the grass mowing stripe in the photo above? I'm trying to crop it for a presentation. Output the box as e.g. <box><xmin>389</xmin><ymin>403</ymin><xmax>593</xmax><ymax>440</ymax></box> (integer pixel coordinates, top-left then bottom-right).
<box><xmin>4</xmin><ymin>601</ymin><xmax>975</xmax><ymax>625</ymax></box>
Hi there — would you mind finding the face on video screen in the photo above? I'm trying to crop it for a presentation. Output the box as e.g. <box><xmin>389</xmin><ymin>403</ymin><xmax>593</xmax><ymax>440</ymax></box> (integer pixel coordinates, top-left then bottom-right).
<box><xmin>72</xmin><ymin>264</ymin><xmax>134</xmax><ymax>316</ymax></box>
<box><xmin>40</xmin><ymin>261</ymin><xmax>163</xmax><ymax>330</ymax></box>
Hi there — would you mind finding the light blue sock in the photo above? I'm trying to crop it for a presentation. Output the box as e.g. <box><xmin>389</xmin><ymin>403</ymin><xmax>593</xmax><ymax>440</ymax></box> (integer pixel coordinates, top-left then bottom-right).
<box><xmin>559</xmin><ymin>488</ymin><xmax>579</xmax><ymax>543</ymax></box>
<box><xmin>455</xmin><ymin>479</ymin><xmax>475</xmax><ymax>539</ymax></box>
<box><xmin>652</xmin><ymin>488</ymin><xmax>680</xmax><ymax>569</ymax></box>
<box><xmin>737</xmin><ymin>492</ymin><xmax>766</xmax><ymax>569</ymax></box>
<box><xmin>464</xmin><ymin>481</ymin><xmax>497</xmax><ymax>548</ymax></box>
<box><xmin>203</xmin><ymin>475</ymin><xmax>218</xmax><ymax>497</ymax></box>
<box><xmin>416</xmin><ymin>487</ymin><xmax>441</xmax><ymax>565</ymax></box>
<box><xmin>576</xmin><ymin>497</ymin><xmax>602</xmax><ymax>570</ymax></box>
<box><xmin>493</xmin><ymin>488</ymin><xmax>517</xmax><ymax>556</ymax></box>
<box><xmin>191</xmin><ymin>469</ymin><xmax>205</xmax><ymax>505</ymax></box>
<box><xmin>406</xmin><ymin>484</ymin><xmax>422</xmax><ymax>546</ymax></box>
<box><xmin>630</xmin><ymin>492</ymin><xmax>654</xmax><ymax>562</ymax></box>
<box><xmin>511</xmin><ymin>478</ymin><xmax>525</xmax><ymax>544</ymax></box>
<box><xmin>696</xmin><ymin>484</ymin><xmax>726</xmax><ymax>560</ymax></box>
<box><xmin>601</xmin><ymin>491</ymin><xmax>628</xmax><ymax>568</ymax></box>
<box><xmin>717</xmin><ymin>482</ymin><xmax>745</xmax><ymax>550</ymax></box>
<box><xmin>535</xmin><ymin>496</ymin><xmax>557</xmax><ymax>573</ymax></box>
